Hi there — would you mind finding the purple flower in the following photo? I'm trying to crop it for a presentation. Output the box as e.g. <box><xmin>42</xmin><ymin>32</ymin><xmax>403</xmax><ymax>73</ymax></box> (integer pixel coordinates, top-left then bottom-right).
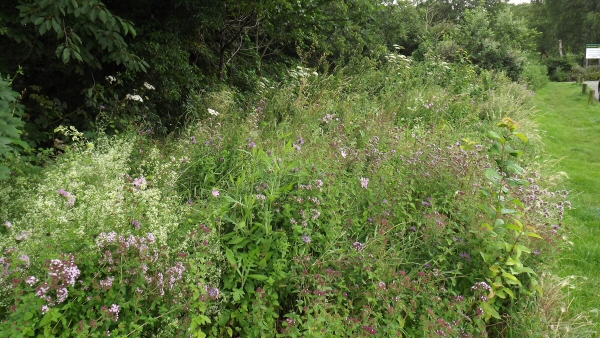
<box><xmin>41</xmin><ymin>305</ymin><xmax>49</xmax><ymax>314</ymax></box>
<box><xmin>247</xmin><ymin>138</ymin><xmax>257</xmax><ymax>149</ymax></box>
<box><xmin>4</xmin><ymin>221</ymin><xmax>11</xmax><ymax>228</ymax></box>
<box><xmin>212</xmin><ymin>190</ymin><xmax>220</xmax><ymax>197</ymax></box>
<box><xmin>422</xmin><ymin>200</ymin><xmax>431</xmax><ymax>207</ymax></box>
<box><xmin>182</xmin><ymin>157</ymin><xmax>187</xmax><ymax>163</ymax></box>
<box><xmin>302</xmin><ymin>235</ymin><xmax>311</xmax><ymax>244</ymax></box>
<box><xmin>352</xmin><ymin>241</ymin><xmax>364</xmax><ymax>251</ymax></box>
<box><xmin>187</xmin><ymin>198</ymin><xmax>194</xmax><ymax>205</ymax></box>
<box><xmin>58</xmin><ymin>189</ymin><xmax>70</xmax><ymax>197</ymax></box>
<box><xmin>25</xmin><ymin>276</ymin><xmax>38</xmax><ymax>286</ymax></box>
<box><xmin>533</xmin><ymin>249</ymin><xmax>540</xmax><ymax>255</ymax></box>
<box><xmin>360</xmin><ymin>177</ymin><xmax>369</xmax><ymax>189</ymax></box>
<box><xmin>191</xmin><ymin>136</ymin><xmax>197</xmax><ymax>144</ymax></box>
<box><xmin>108</xmin><ymin>304</ymin><xmax>120</xmax><ymax>322</ymax></box>
<box><xmin>100</xmin><ymin>105</ymin><xmax>105</xmax><ymax>109</ymax></box>
<box><xmin>208</xmin><ymin>286</ymin><xmax>220</xmax><ymax>299</ymax></box>
<box><xmin>410</xmin><ymin>226</ymin><xmax>417</xmax><ymax>232</ymax></box>
<box><xmin>132</xmin><ymin>177</ymin><xmax>147</xmax><ymax>188</ymax></box>
<box><xmin>460</xmin><ymin>252</ymin><xmax>471</xmax><ymax>261</ymax></box>
<box><xmin>132</xmin><ymin>220</ymin><xmax>141</xmax><ymax>229</ymax></box>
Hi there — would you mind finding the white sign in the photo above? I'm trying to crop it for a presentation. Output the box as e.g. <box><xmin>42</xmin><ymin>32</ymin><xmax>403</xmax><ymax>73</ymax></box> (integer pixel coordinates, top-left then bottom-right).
<box><xmin>586</xmin><ymin>44</ymin><xmax>600</xmax><ymax>59</ymax></box>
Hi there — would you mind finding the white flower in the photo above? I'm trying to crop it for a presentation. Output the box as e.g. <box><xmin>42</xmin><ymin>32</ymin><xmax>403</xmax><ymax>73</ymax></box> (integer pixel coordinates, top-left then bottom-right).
<box><xmin>143</xmin><ymin>82</ymin><xmax>155</xmax><ymax>90</ymax></box>
<box><xmin>105</xmin><ymin>76</ymin><xmax>116</xmax><ymax>84</ymax></box>
<box><xmin>207</xmin><ymin>108</ymin><xmax>219</xmax><ymax>116</ymax></box>
<box><xmin>125</xmin><ymin>94</ymin><xmax>144</xmax><ymax>102</ymax></box>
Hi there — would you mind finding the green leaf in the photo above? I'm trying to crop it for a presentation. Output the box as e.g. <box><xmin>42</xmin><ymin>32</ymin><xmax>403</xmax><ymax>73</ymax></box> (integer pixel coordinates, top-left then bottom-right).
<box><xmin>34</xmin><ymin>16</ymin><xmax>45</xmax><ymax>25</ymax></box>
<box><xmin>486</xmin><ymin>130</ymin><xmax>505</xmax><ymax>144</ymax></box>
<box><xmin>484</xmin><ymin>168</ymin><xmax>501</xmax><ymax>181</ymax></box>
<box><xmin>506</xmin><ymin>223</ymin><xmax>522</xmax><ymax>232</ymax></box>
<box><xmin>225</xmin><ymin>249</ymin><xmax>237</xmax><ymax>268</ymax></box>
<box><xmin>0</xmin><ymin>165</ymin><xmax>10</xmax><ymax>180</ymax></box>
<box><xmin>227</xmin><ymin>237</ymin><xmax>247</xmax><ymax>245</ymax></box>
<box><xmin>524</xmin><ymin>231</ymin><xmax>543</xmax><ymax>239</ymax></box>
<box><xmin>62</xmin><ymin>47</ymin><xmax>71</xmax><ymax>64</ymax></box>
<box><xmin>511</xmin><ymin>132</ymin><xmax>528</xmax><ymax>143</ymax></box>
<box><xmin>247</xmin><ymin>274</ymin><xmax>268</xmax><ymax>281</ymax></box>
<box><xmin>481</xmin><ymin>302</ymin><xmax>501</xmax><ymax>320</ymax></box>
<box><xmin>99</xmin><ymin>10</ymin><xmax>107</xmax><ymax>23</ymax></box>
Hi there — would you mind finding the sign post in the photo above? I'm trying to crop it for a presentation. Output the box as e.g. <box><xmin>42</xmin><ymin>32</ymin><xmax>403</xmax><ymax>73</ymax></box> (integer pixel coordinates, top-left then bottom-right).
<box><xmin>585</xmin><ymin>44</ymin><xmax>600</xmax><ymax>68</ymax></box>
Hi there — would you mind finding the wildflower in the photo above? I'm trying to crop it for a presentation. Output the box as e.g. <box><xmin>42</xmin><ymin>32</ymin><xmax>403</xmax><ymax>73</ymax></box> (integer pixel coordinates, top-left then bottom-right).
<box><xmin>191</xmin><ymin>136</ymin><xmax>197</xmax><ymax>144</ymax></box>
<box><xmin>100</xmin><ymin>105</ymin><xmax>105</xmax><ymax>109</ymax></box>
<box><xmin>4</xmin><ymin>221</ymin><xmax>11</xmax><ymax>228</ymax></box>
<box><xmin>143</xmin><ymin>82</ymin><xmax>155</xmax><ymax>90</ymax></box>
<box><xmin>132</xmin><ymin>220</ymin><xmax>141</xmax><ymax>229</ymax></box>
<box><xmin>352</xmin><ymin>241</ymin><xmax>364</xmax><ymax>251</ymax></box>
<box><xmin>212</xmin><ymin>190</ymin><xmax>220</xmax><ymax>197</ymax></box>
<box><xmin>15</xmin><ymin>230</ymin><xmax>31</xmax><ymax>241</ymax></box>
<box><xmin>207</xmin><ymin>108</ymin><xmax>219</xmax><ymax>116</ymax></box>
<box><xmin>41</xmin><ymin>305</ymin><xmax>50</xmax><ymax>314</ymax></box>
<box><xmin>471</xmin><ymin>281</ymin><xmax>492</xmax><ymax>291</ymax></box>
<box><xmin>360</xmin><ymin>177</ymin><xmax>369</xmax><ymax>189</ymax></box>
<box><xmin>422</xmin><ymin>200</ymin><xmax>431</xmax><ymax>207</ymax></box>
<box><xmin>410</xmin><ymin>226</ymin><xmax>417</xmax><ymax>232</ymax></box>
<box><xmin>247</xmin><ymin>138</ymin><xmax>256</xmax><ymax>149</ymax></box>
<box><xmin>108</xmin><ymin>304</ymin><xmax>120</xmax><ymax>321</ymax></box>
<box><xmin>56</xmin><ymin>287</ymin><xmax>68</xmax><ymax>303</ymax></box>
<box><xmin>208</xmin><ymin>286</ymin><xmax>220</xmax><ymax>299</ymax></box>
<box><xmin>105</xmin><ymin>76</ymin><xmax>116</xmax><ymax>83</ymax></box>
<box><xmin>302</xmin><ymin>235</ymin><xmax>311</xmax><ymax>244</ymax></box>
<box><xmin>460</xmin><ymin>252</ymin><xmax>471</xmax><ymax>261</ymax></box>
<box><xmin>18</xmin><ymin>255</ymin><xmax>30</xmax><ymax>268</ymax></box>
<box><xmin>125</xmin><ymin>94</ymin><xmax>143</xmax><ymax>102</ymax></box>
<box><xmin>100</xmin><ymin>276</ymin><xmax>115</xmax><ymax>289</ymax></box>
<box><xmin>25</xmin><ymin>276</ymin><xmax>38</xmax><ymax>286</ymax></box>
<box><xmin>533</xmin><ymin>249</ymin><xmax>541</xmax><ymax>255</ymax></box>
<box><xmin>182</xmin><ymin>157</ymin><xmax>187</xmax><ymax>163</ymax></box>
<box><xmin>132</xmin><ymin>177</ymin><xmax>147</xmax><ymax>188</ymax></box>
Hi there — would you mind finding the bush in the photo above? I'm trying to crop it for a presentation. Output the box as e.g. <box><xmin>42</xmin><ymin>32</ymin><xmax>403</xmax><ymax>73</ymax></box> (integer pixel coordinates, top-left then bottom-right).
<box><xmin>519</xmin><ymin>59</ymin><xmax>549</xmax><ymax>91</ymax></box>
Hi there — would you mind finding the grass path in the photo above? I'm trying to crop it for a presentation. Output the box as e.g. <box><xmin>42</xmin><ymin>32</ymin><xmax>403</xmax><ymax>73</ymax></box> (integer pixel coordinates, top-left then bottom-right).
<box><xmin>534</xmin><ymin>82</ymin><xmax>600</xmax><ymax>332</ymax></box>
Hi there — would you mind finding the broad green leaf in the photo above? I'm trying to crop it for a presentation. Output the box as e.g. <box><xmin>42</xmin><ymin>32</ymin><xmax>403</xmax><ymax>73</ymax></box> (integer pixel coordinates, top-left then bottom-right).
<box><xmin>481</xmin><ymin>302</ymin><xmax>501</xmax><ymax>320</ymax></box>
<box><xmin>511</xmin><ymin>132</ymin><xmax>529</xmax><ymax>143</ymax></box>
<box><xmin>225</xmin><ymin>249</ymin><xmax>237</xmax><ymax>268</ymax></box>
<box><xmin>486</xmin><ymin>130</ymin><xmax>505</xmax><ymax>143</ymax></box>
<box><xmin>524</xmin><ymin>231</ymin><xmax>543</xmax><ymax>239</ymax></box>
<box><xmin>62</xmin><ymin>47</ymin><xmax>71</xmax><ymax>64</ymax></box>
<box><xmin>247</xmin><ymin>274</ymin><xmax>268</xmax><ymax>281</ymax></box>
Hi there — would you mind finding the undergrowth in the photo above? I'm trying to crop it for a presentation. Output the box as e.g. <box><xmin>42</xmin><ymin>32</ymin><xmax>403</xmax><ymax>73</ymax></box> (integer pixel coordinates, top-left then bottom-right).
<box><xmin>0</xmin><ymin>55</ymin><xmax>572</xmax><ymax>337</ymax></box>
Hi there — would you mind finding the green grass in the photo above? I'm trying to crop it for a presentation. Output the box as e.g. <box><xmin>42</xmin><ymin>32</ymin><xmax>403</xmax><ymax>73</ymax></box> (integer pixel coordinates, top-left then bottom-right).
<box><xmin>534</xmin><ymin>82</ymin><xmax>600</xmax><ymax>332</ymax></box>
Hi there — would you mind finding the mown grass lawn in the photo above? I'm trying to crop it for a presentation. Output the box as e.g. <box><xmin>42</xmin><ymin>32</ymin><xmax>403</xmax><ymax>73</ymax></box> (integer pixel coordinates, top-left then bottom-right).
<box><xmin>534</xmin><ymin>82</ymin><xmax>600</xmax><ymax>332</ymax></box>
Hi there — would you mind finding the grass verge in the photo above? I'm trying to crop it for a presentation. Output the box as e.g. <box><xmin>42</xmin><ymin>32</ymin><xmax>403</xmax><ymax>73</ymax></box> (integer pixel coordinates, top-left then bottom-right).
<box><xmin>534</xmin><ymin>82</ymin><xmax>600</xmax><ymax>335</ymax></box>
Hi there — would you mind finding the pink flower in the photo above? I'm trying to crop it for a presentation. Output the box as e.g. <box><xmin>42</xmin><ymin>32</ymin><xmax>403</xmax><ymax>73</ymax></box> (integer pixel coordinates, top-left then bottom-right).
<box><xmin>360</xmin><ymin>177</ymin><xmax>369</xmax><ymax>189</ymax></box>
<box><xmin>212</xmin><ymin>190</ymin><xmax>220</xmax><ymax>197</ymax></box>
<box><xmin>4</xmin><ymin>221</ymin><xmax>11</xmax><ymax>228</ymax></box>
<box><xmin>41</xmin><ymin>305</ymin><xmax>50</xmax><ymax>314</ymax></box>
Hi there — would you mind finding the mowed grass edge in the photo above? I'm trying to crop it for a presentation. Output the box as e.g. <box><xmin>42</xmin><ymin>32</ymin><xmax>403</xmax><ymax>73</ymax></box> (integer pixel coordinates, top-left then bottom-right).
<box><xmin>534</xmin><ymin>82</ymin><xmax>600</xmax><ymax>334</ymax></box>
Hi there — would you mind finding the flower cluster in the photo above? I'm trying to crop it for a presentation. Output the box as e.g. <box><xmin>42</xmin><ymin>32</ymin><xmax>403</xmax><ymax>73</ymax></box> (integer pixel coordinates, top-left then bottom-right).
<box><xmin>33</xmin><ymin>254</ymin><xmax>81</xmax><ymax>307</ymax></box>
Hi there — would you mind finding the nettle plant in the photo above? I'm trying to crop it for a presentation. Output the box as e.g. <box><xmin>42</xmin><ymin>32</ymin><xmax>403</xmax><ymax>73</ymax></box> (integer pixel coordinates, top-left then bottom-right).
<box><xmin>474</xmin><ymin>117</ymin><xmax>545</xmax><ymax>321</ymax></box>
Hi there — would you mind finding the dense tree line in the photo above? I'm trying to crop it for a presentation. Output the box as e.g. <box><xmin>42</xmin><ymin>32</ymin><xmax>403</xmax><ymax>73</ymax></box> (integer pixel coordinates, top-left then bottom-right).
<box><xmin>0</xmin><ymin>0</ymin><xmax>558</xmax><ymax>159</ymax></box>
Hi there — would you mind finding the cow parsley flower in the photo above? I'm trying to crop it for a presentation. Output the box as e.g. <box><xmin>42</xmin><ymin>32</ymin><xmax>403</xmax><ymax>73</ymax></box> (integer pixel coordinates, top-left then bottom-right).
<box><xmin>207</xmin><ymin>108</ymin><xmax>219</xmax><ymax>116</ymax></box>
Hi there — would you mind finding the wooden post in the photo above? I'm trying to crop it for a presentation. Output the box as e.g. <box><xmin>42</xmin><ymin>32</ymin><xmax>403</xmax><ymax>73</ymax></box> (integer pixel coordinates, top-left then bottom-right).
<box><xmin>583</xmin><ymin>83</ymin><xmax>588</xmax><ymax>93</ymax></box>
<box><xmin>578</xmin><ymin>76</ymin><xmax>583</xmax><ymax>84</ymax></box>
<box><xmin>590</xmin><ymin>90</ymin><xmax>596</xmax><ymax>104</ymax></box>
